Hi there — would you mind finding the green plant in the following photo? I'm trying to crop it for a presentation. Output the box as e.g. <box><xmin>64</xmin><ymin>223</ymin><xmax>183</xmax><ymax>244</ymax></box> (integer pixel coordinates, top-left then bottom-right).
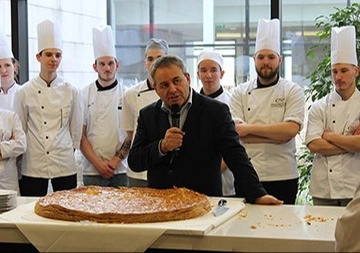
<box><xmin>296</xmin><ymin>146</ymin><xmax>313</xmax><ymax>205</ymax></box>
<box><xmin>296</xmin><ymin>3</ymin><xmax>360</xmax><ymax>205</ymax></box>
<box><xmin>305</xmin><ymin>3</ymin><xmax>360</xmax><ymax>102</ymax></box>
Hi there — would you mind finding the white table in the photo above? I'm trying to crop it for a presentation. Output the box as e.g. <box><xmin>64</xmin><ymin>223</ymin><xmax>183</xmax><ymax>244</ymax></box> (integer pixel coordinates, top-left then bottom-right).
<box><xmin>151</xmin><ymin>204</ymin><xmax>344</xmax><ymax>252</ymax></box>
<box><xmin>0</xmin><ymin>197</ymin><xmax>345</xmax><ymax>252</ymax></box>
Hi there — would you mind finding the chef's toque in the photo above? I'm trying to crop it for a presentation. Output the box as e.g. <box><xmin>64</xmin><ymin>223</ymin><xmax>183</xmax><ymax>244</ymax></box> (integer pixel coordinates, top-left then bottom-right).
<box><xmin>0</xmin><ymin>31</ymin><xmax>14</xmax><ymax>60</ymax></box>
<box><xmin>331</xmin><ymin>25</ymin><xmax>358</xmax><ymax>66</ymax></box>
<box><xmin>92</xmin><ymin>25</ymin><xmax>117</xmax><ymax>60</ymax></box>
<box><xmin>37</xmin><ymin>20</ymin><xmax>63</xmax><ymax>53</ymax></box>
<box><xmin>197</xmin><ymin>51</ymin><xmax>224</xmax><ymax>69</ymax></box>
<box><xmin>255</xmin><ymin>19</ymin><xmax>280</xmax><ymax>55</ymax></box>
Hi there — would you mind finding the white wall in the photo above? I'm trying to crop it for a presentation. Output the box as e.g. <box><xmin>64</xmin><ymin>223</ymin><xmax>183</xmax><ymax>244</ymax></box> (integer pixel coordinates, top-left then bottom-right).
<box><xmin>1</xmin><ymin>0</ymin><xmax>108</xmax><ymax>89</ymax></box>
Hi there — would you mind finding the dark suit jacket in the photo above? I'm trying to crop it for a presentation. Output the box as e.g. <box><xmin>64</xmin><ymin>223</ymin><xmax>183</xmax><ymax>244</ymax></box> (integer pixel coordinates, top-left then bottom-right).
<box><xmin>128</xmin><ymin>90</ymin><xmax>267</xmax><ymax>203</ymax></box>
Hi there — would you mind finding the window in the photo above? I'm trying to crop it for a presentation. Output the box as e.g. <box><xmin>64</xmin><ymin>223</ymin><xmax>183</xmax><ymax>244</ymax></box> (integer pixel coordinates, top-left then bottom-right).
<box><xmin>112</xmin><ymin>0</ymin><xmax>349</xmax><ymax>91</ymax></box>
<box><xmin>2</xmin><ymin>0</ymin><xmax>352</xmax><ymax>89</ymax></box>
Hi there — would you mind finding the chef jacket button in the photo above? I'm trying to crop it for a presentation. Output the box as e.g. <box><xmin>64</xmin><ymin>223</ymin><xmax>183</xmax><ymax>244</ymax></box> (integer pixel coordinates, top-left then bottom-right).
<box><xmin>46</xmin><ymin>136</ymin><xmax>49</xmax><ymax>139</ymax></box>
<box><xmin>41</xmin><ymin>106</ymin><xmax>44</xmax><ymax>109</ymax></box>
<box><xmin>168</xmin><ymin>170</ymin><xmax>173</xmax><ymax>175</ymax></box>
<box><xmin>38</xmin><ymin>90</ymin><xmax>41</xmax><ymax>94</ymax></box>
<box><xmin>247</xmin><ymin>108</ymin><xmax>250</xmax><ymax>111</ymax></box>
<box><xmin>46</xmin><ymin>151</ymin><xmax>49</xmax><ymax>155</ymax></box>
<box><xmin>44</xmin><ymin>121</ymin><xmax>47</xmax><ymax>124</ymax></box>
<box><xmin>332</xmin><ymin>104</ymin><xmax>335</xmax><ymax>107</ymax></box>
<box><xmin>329</xmin><ymin>169</ymin><xmax>332</xmax><ymax>172</ymax></box>
<box><xmin>248</xmin><ymin>92</ymin><xmax>251</xmax><ymax>95</ymax></box>
<box><xmin>333</xmin><ymin>120</ymin><xmax>335</xmax><ymax>124</ymax></box>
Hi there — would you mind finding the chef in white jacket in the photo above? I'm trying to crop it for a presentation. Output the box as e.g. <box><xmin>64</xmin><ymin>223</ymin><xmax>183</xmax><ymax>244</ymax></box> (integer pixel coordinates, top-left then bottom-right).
<box><xmin>80</xmin><ymin>25</ymin><xmax>130</xmax><ymax>187</ymax></box>
<box><xmin>305</xmin><ymin>26</ymin><xmax>360</xmax><ymax>206</ymax></box>
<box><xmin>121</xmin><ymin>38</ymin><xmax>169</xmax><ymax>187</ymax></box>
<box><xmin>0</xmin><ymin>109</ymin><xmax>26</xmax><ymax>193</ymax></box>
<box><xmin>197</xmin><ymin>50</ymin><xmax>235</xmax><ymax>196</ymax></box>
<box><xmin>14</xmin><ymin>20</ymin><xmax>83</xmax><ymax>196</ymax></box>
<box><xmin>230</xmin><ymin>19</ymin><xmax>304</xmax><ymax>204</ymax></box>
<box><xmin>0</xmin><ymin>31</ymin><xmax>21</xmax><ymax>111</ymax></box>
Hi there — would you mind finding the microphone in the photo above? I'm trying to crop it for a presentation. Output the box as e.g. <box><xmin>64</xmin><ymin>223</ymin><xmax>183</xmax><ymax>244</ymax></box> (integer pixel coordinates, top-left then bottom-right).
<box><xmin>170</xmin><ymin>104</ymin><xmax>180</xmax><ymax>128</ymax></box>
<box><xmin>170</xmin><ymin>104</ymin><xmax>181</xmax><ymax>153</ymax></box>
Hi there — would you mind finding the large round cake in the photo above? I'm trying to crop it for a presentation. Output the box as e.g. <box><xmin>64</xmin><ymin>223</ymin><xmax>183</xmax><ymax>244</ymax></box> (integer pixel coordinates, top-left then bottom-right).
<box><xmin>34</xmin><ymin>186</ymin><xmax>211</xmax><ymax>223</ymax></box>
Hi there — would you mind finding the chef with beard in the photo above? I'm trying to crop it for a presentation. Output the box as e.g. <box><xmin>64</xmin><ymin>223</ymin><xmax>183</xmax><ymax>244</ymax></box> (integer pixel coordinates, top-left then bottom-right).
<box><xmin>80</xmin><ymin>25</ymin><xmax>130</xmax><ymax>187</ymax></box>
<box><xmin>230</xmin><ymin>19</ymin><xmax>305</xmax><ymax>204</ymax></box>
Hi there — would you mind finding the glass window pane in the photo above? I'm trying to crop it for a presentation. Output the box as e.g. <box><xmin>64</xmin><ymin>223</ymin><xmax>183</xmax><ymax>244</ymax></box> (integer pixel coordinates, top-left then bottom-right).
<box><xmin>114</xmin><ymin>0</ymin><xmax>350</xmax><ymax>91</ymax></box>
<box><xmin>0</xmin><ymin>0</ymin><xmax>12</xmax><ymax>46</ymax></box>
<box><xmin>114</xmin><ymin>0</ymin><xmax>271</xmax><ymax>90</ymax></box>
<box><xmin>282</xmin><ymin>0</ymin><xmax>349</xmax><ymax>87</ymax></box>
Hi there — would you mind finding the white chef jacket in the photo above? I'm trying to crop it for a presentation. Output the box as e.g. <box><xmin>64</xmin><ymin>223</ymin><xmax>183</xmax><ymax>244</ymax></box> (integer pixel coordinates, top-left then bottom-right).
<box><xmin>305</xmin><ymin>89</ymin><xmax>360</xmax><ymax>199</ymax></box>
<box><xmin>202</xmin><ymin>87</ymin><xmax>236</xmax><ymax>196</ymax></box>
<box><xmin>335</xmin><ymin>183</ymin><xmax>360</xmax><ymax>252</ymax></box>
<box><xmin>14</xmin><ymin>75</ymin><xmax>83</xmax><ymax>179</ymax></box>
<box><xmin>0</xmin><ymin>109</ymin><xmax>26</xmax><ymax>193</ymax></box>
<box><xmin>0</xmin><ymin>82</ymin><xmax>21</xmax><ymax>111</ymax></box>
<box><xmin>82</xmin><ymin>81</ymin><xmax>127</xmax><ymax>175</ymax></box>
<box><xmin>230</xmin><ymin>77</ymin><xmax>304</xmax><ymax>181</ymax></box>
<box><xmin>121</xmin><ymin>79</ymin><xmax>159</xmax><ymax>180</ymax></box>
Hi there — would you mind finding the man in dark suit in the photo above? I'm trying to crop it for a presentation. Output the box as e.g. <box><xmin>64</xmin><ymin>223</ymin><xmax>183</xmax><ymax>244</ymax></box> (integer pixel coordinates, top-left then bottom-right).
<box><xmin>128</xmin><ymin>55</ymin><xmax>282</xmax><ymax>204</ymax></box>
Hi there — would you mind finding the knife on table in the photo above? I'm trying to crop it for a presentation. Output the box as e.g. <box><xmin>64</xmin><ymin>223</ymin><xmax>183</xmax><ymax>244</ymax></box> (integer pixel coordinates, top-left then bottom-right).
<box><xmin>213</xmin><ymin>199</ymin><xmax>229</xmax><ymax>217</ymax></box>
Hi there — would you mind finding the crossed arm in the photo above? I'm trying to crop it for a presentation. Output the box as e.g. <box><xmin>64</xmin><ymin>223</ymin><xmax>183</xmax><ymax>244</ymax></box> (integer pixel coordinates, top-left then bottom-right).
<box><xmin>307</xmin><ymin>128</ymin><xmax>360</xmax><ymax>155</ymax></box>
<box><xmin>235</xmin><ymin>121</ymin><xmax>300</xmax><ymax>144</ymax></box>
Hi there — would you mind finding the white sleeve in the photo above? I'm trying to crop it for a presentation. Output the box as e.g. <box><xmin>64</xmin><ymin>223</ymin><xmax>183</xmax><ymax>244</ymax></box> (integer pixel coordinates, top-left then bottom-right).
<box><xmin>305</xmin><ymin>99</ymin><xmax>326</xmax><ymax>145</ymax></box>
<box><xmin>335</xmin><ymin>183</ymin><xmax>360</xmax><ymax>252</ymax></box>
<box><xmin>283</xmin><ymin>84</ymin><xmax>305</xmax><ymax>130</ymax></box>
<box><xmin>13</xmin><ymin>87</ymin><xmax>28</xmax><ymax>132</ymax></box>
<box><xmin>229</xmin><ymin>86</ymin><xmax>246</xmax><ymax>123</ymax></box>
<box><xmin>121</xmin><ymin>89</ymin><xmax>136</xmax><ymax>131</ymax></box>
<box><xmin>0</xmin><ymin>111</ymin><xmax>27</xmax><ymax>158</ymax></box>
<box><xmin>70</xmin><ymin>85</ymin><xmax>83</xmax><ymax>150</ymax></box>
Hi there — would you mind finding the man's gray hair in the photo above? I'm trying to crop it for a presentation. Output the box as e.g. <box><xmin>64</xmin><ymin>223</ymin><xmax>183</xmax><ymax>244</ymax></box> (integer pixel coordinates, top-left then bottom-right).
<box><xmin>150</xmin><ymin>55</ymin><xmax>188</xmax><ymax>85</ymax></box>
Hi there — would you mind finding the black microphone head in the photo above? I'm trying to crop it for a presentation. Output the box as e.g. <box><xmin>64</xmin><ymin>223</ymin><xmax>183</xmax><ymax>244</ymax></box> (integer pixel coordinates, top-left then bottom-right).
<box><xmin>170</xmin><ymin>104</ymin><xmax>180</xmax><ymax>115</ymax></box>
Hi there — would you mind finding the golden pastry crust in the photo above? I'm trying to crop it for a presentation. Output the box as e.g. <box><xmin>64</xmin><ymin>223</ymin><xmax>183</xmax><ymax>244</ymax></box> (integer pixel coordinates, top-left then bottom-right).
<box><xmin>34</xmin><ymin>186</ymin><xmax>211</xmax><ymax>223</ymax></box>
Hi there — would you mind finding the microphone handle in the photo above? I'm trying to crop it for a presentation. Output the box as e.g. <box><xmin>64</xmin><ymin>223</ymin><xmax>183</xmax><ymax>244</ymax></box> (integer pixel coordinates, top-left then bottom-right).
<box><xmin>171</xmin><ymin>114</ymin><xmax>180</xmax><ymax>152</ymax></box>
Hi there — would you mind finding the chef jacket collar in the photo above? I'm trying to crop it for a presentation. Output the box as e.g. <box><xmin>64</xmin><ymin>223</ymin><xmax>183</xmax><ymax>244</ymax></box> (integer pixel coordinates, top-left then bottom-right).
<box><xmin>96</xmin><ymin>79</ymin><xmax>118</xmax><ymax>91</ymax></box>
<box><xmin>137</xmin><ymin>79</ymin><xmax>155</xmax><ymax>96</ymax></box>
<box><xmin>0</xmin><ymin>81</ymin><xmax>16</xmax><ymax>93</ymax></box>
<box><xmin>256</xmin><ymin>74</ymin><xmax>279</xmax><ymax>89</ymax></box>
<box><xmin>146</xmin><ymin>79</ymin><xmax>153</xmax><ymax>90</ymax></box>
<box><xmin>200</xmin><ymin>85</ymin><xmax>224</xmax><ymax>98</ymax></box>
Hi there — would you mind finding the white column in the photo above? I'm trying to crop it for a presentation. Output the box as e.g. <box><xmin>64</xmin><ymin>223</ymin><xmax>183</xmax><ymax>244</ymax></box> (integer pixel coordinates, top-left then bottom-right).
<box><xmin>203</xmin><ymin>0</ymin><xmax>214</xmax><ymax>48</ymax></box>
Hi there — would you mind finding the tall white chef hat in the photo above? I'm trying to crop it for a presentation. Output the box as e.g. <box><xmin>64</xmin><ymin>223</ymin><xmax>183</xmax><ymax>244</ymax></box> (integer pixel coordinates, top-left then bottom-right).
<box><xmin>331</xmin><ymin>25</ymin><xmax>358</xmax><ymax>66</ymax></box>
<box><xmin>92</xmin><ymin>25</ymin><xmax>117</xmax><ymax>60</ymax></box>
<box><xmin>37</xmin><ymin>20</ymin><xmax>63</xmax><ymax>53</ymax></box>
<box><xmin>197</xmin><ymin>51</ymin><xmax>224</xmax><ymax>69</ymax></box>
<box><xmin>0</xmin><ymin>31</ymin><xmax>14</xmax><ymax>60</ymax></box>
<box><xmin>255</xmin><ymin>19</ymin><xmax>280</xmax><ymax>55</ymax></box>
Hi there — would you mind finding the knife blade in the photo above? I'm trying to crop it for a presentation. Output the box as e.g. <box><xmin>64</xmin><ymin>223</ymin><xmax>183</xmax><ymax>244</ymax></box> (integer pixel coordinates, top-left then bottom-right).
<box><xmin>213</xmin><ymin>199</ymin><xmax>229</xmax><ymax>217</ymax></box>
